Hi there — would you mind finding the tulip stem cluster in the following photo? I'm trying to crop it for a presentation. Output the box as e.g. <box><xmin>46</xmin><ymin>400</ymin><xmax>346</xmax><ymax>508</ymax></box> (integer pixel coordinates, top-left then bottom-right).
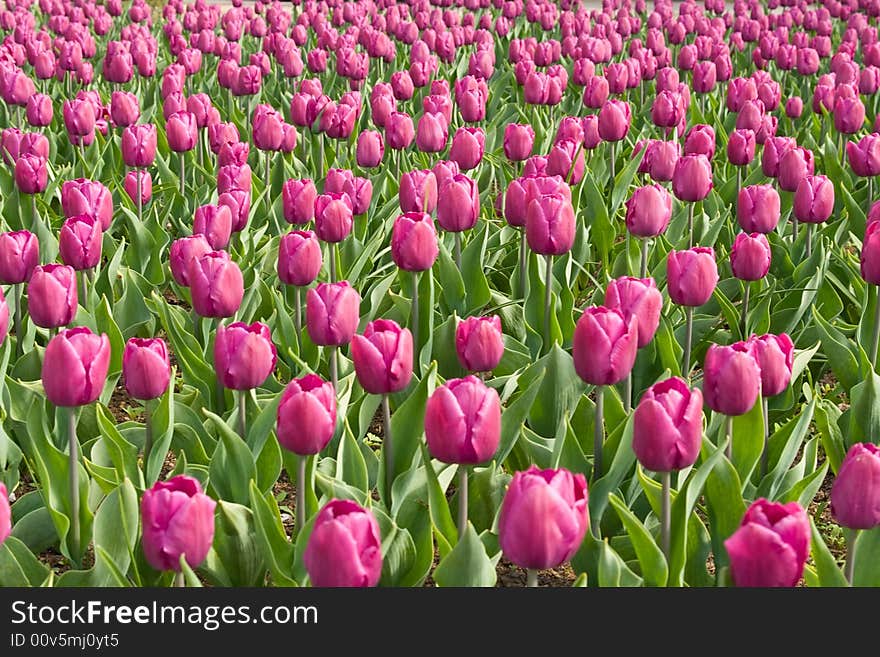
<box><xmin>660</xmin><ymin>471</ymin><xmax>671</xmax><ymax>560</ymax></box>
<box><xmin>457</xmin><ymin>466</ymin><xmax>468</xmax><ymax>541</ymax></box>
<box><xmin>66</xmin><ymin>407</ymin><xmax>80</xmax><ymax>565</ymax></box>
<box><xmin>593</xmin><ymin>386</ymin><xmax>604</xmax><ymax>483</ymax></box>
<box><xmin>543</xmin><ymin>255</ymin><xmax>553</xmax><ymax>354</ymax></box>
<box><xmin>845</xmin><ymin>528</ymin><xmax>859</xmax><ymax>585</ymax></box>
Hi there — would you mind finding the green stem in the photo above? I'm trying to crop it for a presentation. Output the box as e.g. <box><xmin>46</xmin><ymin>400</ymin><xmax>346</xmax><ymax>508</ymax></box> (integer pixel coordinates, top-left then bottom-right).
<box><xmin>640</xmin><ymin>238</ymin><xmax>649</xmax><ymax>279</ymax></box>
<box><xmin>329</xmin><ymin>242</ymin><xmax>337</xmax><ymax>283</ymax></box>
<box><xmin>661</xmin><ymin>471</ymin><xmax>671</xmax><ymax>560</ymax></box>
<box><xmin>13</xmin><ymin>283</ymin><xmax>21</xmax><ymax>359</ymax></box>
<box><xmin>137</xmin><ymin>168</ymin><xmax>142</xmax><ymax>223</ymax></box>
<box><xmin>383</xmin><ymin>394</ymin><xmax>393</xmax><ymax>498</ymax></box>
<box><xmin>329</xmin><ymin>345</ymin><xmax>338</xmax><ymax>394</ymax></box>
<box><xmin>180</xmin><ymin>152</ymin><xmax>185</xmax><ymax>196</ymax></box>
<box><xmin>526</xmin><ymin>569</ymin><xmax>538</xmax><ymax>587</ymax></box>
<box><xmin>725</xmin><ymin>415</ymin><xmax>734</xmax><ymax>461</ymax></box>
<box><xmin>593</xmin><ymin>386</ymin><xmax>604</xmax><ymax>481</ymax></box>
<box><xmin>741</xmin><ymin>282</ymin><xmax>750</xmax><ymax>339</ymax></box>
<box><xmin>871</xmin><ymin>287</ymin><xmax>880</xmax><ymax>370</ymax></box>
<box><xmin>543</xmin><ymin>254</ymin><xmax>553</xmax><ymax>353</ymax></box>
<box><xmin>173</xmin><ymin>571</ymin><xmax>185</xmax><ymax>588</ymax></box>
<box><xmin>624</xmin><ymin>372</ymin><xmax>632</xmax><ymax>414</ymax></box>
<box><xmin>519</xmin><ymin>228</ymin><xmax>527</xmax><ymax>299</ymax></box>
<box><xmin>296</xmin><ymin>455</ymin><xmax>307</xmax><ymax>536</ymax></box>
<box><xmin>761</xmin><ymin>396</ymin><xmax>769</xmax><ymax>478</ymax></box>
<box><xmin>845</xmin><ymin>528</ymin><xmax>859</xmax><ymax>585</ymax></box>
<box><xmin>457</xmin><ymin>466</ymin><xmax>468</xmax><ymax>542</ymax></box>
<box><xmin>454</xmin><ymin>231</ymin><xmax>462</xmax><ymax>270</ymax></box>
<box><xmin>293</xmin><ymin>286</ymin><xmax>302</xmax><ymax>352</ymax></box>
<box><xmin>683</xmin><ymin>306</ymin><xmax>694</xmax><ymax>380</ymax></box>
<box><xmin>67</xmin><ymin>407</ymin><xmax>79</xmax><ymax>564</ymax></box>
<box><xmin>144</xmin><ymin>401</ymin><xmax>153</xmax><ymax>466</ymax></box>
<box><xmin>805</xmin><ymin>223</ymin><xmax>813</xmax><ymax>259</ymax></box>
<box><xmin>687</xmin><ymin>202</ymin><xmax>694</xmax><ymax>249</ymax></box>
<box><xmin>609</xmin><ymin>141</ymin><xmax>616</xmax><ymax>185</ymax></box>
<box><xmin>237</xmin><ymin>390</ymin><xmax>246</xmax><ymax>439</ymax></box>
<box><xmin>411</xmin><ymin>270</ymin><xmax>420</xmax><ymax>369</ymax></box>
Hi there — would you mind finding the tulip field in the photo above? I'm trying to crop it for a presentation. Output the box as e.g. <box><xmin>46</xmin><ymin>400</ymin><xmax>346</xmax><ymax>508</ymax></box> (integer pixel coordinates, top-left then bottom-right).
<box><xmin>2</xmin><ymin>0</ymin><xmax>880</xmax><ymax>590</ymax></box>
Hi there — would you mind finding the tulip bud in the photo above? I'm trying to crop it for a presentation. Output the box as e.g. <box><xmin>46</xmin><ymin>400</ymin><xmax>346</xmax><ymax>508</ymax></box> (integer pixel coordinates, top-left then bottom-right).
<box><xmin>785</xmin><ymin>97</ymin><xmax>803</xmax><ymax>119</ymax></box>
<box><xmin>684</xmin><ymin>124</ymin><xmax>715</xmax><ymax>159</ymax></box>
<box><xmin>847</xmin><ymin>133</ymin><xmax>880</xmax><ymax>177</ymax></box>
<box><xmin>793</xmin><ymin>175</ymin><xmax>834</xmax><ymax>224</ymax></box>
<box><xmin>141</xmin><ymin>475</ymin><xmax>216</xmax><ymax>572</ymax></box>
<box><xmin>415</xmin><ymin>112</ymin><xmax>448</xmax><ymax>153</ymax></box>
<box><xmin>14</xmin><ymin>154</ymin><xmax>47</xmax><ymax>194</ymax></box>
<box><xmin>737</xmin><ymin>185</ymin><xmax>780</xmax><ymax>234</ymax></box>
<box><xmin>724</xmin><ymin>498</ymin><xmax>809</xmax><ymax>587</ymax></box>
<box><xmin>28</xmin><ymin>265</ymin><xmax>77</xmax><ymax>329</ymax></box>
<box><xmin>26</xmin><ymin>94</ymin><xmax>53</xmax><ymax>127</ymax></box>
<box><xmin>277</xmin><ymin>375</ymin><xmax>337</xmax><ymax>455</ymax></box>
<box><xmin>777</xmin><ymin>147</ymin><xmax>814</xmax><ymax>193</ymax></box>
<box><xmin>0</xmin><ymin>230</ymin><xmax>39</xmax><ymax>284</ymax></box>
<box><xmin>862</xmin><ymin>220</ymin><xmax>880</xmax><ymax>284</ymax></box>
<box><xmin>391</xmin><ymin>212</ymin><xmax>439</xmax><ymax>272</ymax></box>
<box><xmin>399</xmin><ymin>169</ymin><xmax>438</xmax><ymax>214</ymax></box>
<box><xmin>110</xmin><ymin>91</ymin><xmax>140</xmax><ymax>127</ymax></box>
<box><xmin>193</xmin><ymin>204</ymin><xmax>233</xmax><ymax>250</ymax></box>
<box><xmin>351</xmin><ymin>319</ymin><xmax>413</xmax><ymax>395</ymax></box>
<box><xmin>278</xmin><ymin>230</ymin><xmax>322</xmax><ymax>287</ymax></box>
<box><xmin>304</xmin><ymin>499</ymin><xmax>382</xmax><ymax>587</ymax></box>
<box><xmin>633</xmin><ymin>377</ymin><xmax>704</xmax><ymax>472</ymax></box>
<box><xmin>456</xmin><ymin>315</ymin><xmax>504</xmax><ymax>373</ymax></box>
<box><xmin>166</xmin><ymin>111</ymin><xmax>198</xmax><ymax>152</ymax></box>
<box><xmin>625</xmin><ymin>185</ymin><xmax>672</xmax><ymax>238</ymax></box>
<box><xmin>356</xmin><ymin>130</ymin><xmax>384</xmax><ymax>168</ymax></box>
<box><xmin>214</xmin><ymin>321</ymin><xmax>277</xmax><ymax>390</ymax></box>
<box><xmin>124</xmin><ymin>170</ymin><xmax>152</xmax><ymax>206</ymax></box>
<box><xmin>59</xmin><ymin>215</ymin><xmax>102</xmax><ymax>271</ymax></box>
<box><xmin>342</xmin><ymin>177</ymin><xmax>372</xmax><ymax>216</ymax></box>
<box><xmin>748</xmin><ymin>333</ymin><xmax>794</xmax><ymax>398</ymax></box>
<box><xmin>123</xmin><ymin>338</ymin><xmax>171</xmax><ymax>401</ymax></box>
<box><xmin>727</xmin><ymin>129</ymin><xmax>756</xmax><ymax>166</ymax></box>
<box><xmin>425</xmin><ymin>375</ymin><xmax>501</xmax><ymax>464</ymax></box>
<box><xmin>122</xmin><ymin>124</ymin><xmax>157</xmax><ymax>168</ymax></box>
<box><xmin>672</xmin><ymin>154</ymin><xmax>713</xmax><ymax>202</ymax></box>
<box><xmin>667</xmin><ymin>248</ymin><xmax>718</xmax><ymax>307</ymax></box>
<box><xmin>504</xmin><ymin>123</ymin><xmax>535</xmax><ymax>161</ymax></box>
<box><xmin>314</xmin><ymin>193</ymin><xmax>354</xmax><ymax>243</ymax></box>
<box><xmin>525</xmin><ymin>193</ymin><xmax>575</xmax><ymax>256</ymax></box>
<box><xmin>437</xmin><ymin>174</ymin><xmax>479</xmax><ymax>233</ymax></box>
<box><xmin>281</xmin><ymin>179</ymin><xmax>317</xmax><ymax>225</ymax></box>
<box><xmin>703</xmin><ymin>341</ymin><xmax>762</xmax><ymax>416</ymax></box>
<box><xmin>449</xmin><ymin>127</ymin><xmax>485</xmax><ymax>170</ymax></box>
<box><xmin>730</xmin><ymin>232</ymin><xmax>771</xmax><ymax>281</ymax></box>
<box><xmin>41</xmin><ymin>327</ymin><xmax>110</xmax><ymax>407</ymax></box>
<box><xmin>831</xmin><ymin>443</ymin><xmax>880</xmax><ymax>530</ymax></box>
<box><xmin>604</xmin><ymin>277</ymin><xmax>662</xmax><ymax>348</ymax></box>
<box><xmin>573</xmin><ymin>306</ymin><xmax>638</xmax><ymax>385</ymax></box>
<box><xmin>61</xmin><ymin>179</ymin><xmax>114</xmax><ymax>231</ymax></box>
<box><xmin>386</xmin><ymin>111</ymin><xmax>415</xmax><ymax>150</ymax></box>
<box><xmin>306</xmin><ymin>281</ymin><xmax>361</xmax><ymax>346</ymax></box>
<box><xmin>498</xmin><ymin>466</ymin><xmax>589</xmax><ymax>570</ymax></box>
<box><xmin>188</xmin><ymin>250</ymin><xmax>244</xmax><ymax>318</ymax></box>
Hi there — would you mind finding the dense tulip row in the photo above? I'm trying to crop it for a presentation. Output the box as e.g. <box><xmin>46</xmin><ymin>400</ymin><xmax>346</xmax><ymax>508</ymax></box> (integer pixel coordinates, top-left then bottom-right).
<box><xmin>0</xmin><ymin>0</ymin><xmax>878</xmax><ymax>589</ymax></box>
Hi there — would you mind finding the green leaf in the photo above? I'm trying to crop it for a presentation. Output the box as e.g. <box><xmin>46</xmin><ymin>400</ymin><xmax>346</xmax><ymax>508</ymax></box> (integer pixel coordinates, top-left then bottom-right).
<box><xmin>588</xmin><ymin>413</ymin><xmax>635</xmax><ymax>529</ymax></box>
<box><xmin>703</xmin><ymin>454</ymin><xmax>746</xmax><ymax>572</ymax></box>
<box><xmin>0</xmin><ymin>536</ymin><xmax>50</xmax><ymax>587</ymax></box>
<box><xmin>853</xmin><ymin>526</ymin><xmax>880</xmax><ymax>587</ymax></box>
<box><xmin>432</xmin><ymin>522</ymin><xmax>497</xmax><ymax>587</ymax></box>
<box><xmin>145</xmin><ymin>374</ymin><xmax>176</xmax><ymax>486</ymax></box>
<box><xmin>180</xmin><ymin>554</ymin><xmax>203</xmax><ymax>587</ymax></box>
<box><xmin>249</xmin><ymin>481</ymin><xmax>297</xmax><ymax>587</ymax></box>
<box><xmin>811</xmin><ymin>307</ymin><xmax>861</xmax><ymax>392</ymax></box>
<box><xmin>421</xmin><ymin>445</ymin><xmax>458</xmax><ymax>555</ymax></box>
<box><xmin>205</xmin><ymin>501</ymin><xmax>265</xmax><ymax>587</ymax></box>
<box><xmin>608</xmin><ymin>494</ymin><xmax>668</xmax><ymax>587</ymax></box>
<box><xmin>496</xmin><ymin>369</ymin><xmax>545</xmax><ymax>464</ymax></box>
<box><xmin>597</xmin><ymin>538</ymin><xmax>643</xmax><ymax>587</ymax></box>
<box><xmin>847</xmin><ymin>372</ymin><xmax>880</xmax><ymax>448</ymax></box>
<box><xmin>205</xmin><ymin>409</ymin><xmax>257</xmax><ymax>505</ymax></box>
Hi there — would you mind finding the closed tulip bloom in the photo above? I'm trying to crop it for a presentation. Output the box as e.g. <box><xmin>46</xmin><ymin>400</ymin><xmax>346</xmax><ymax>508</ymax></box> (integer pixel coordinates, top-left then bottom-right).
<box><xmin>252</xmin><ymin>106</ymin><xmax>284</xmax><ymax>151</ymax></box>
<box><xmin>684</xmin><ymin>125</ymin><xmax>715</xmax><ymax>159</ymax></box>
<box><xmin>306</xmin><ymin>281</ymin><xmax>361</xmax><ymax>346</ymax></box>
<box><xmin>724</xmin><ymin>499</ymin><xmax>809</xmax><ymax>587</ymax></box>
<box><xmin>573</xmin><ymin>306</ymin><xmax>638</xmax><ymax>385</ymax></box>
<box><xmin>59</xmin><ymin>215</ymin><xmax>101</xmax><ymax>271</ymax></box>
<box><xmin>122</xmin><ymin>124</ymin><xmax>157</xmax><ymax>168</ymax></box>
<box><xmin>416</xmin><ymin>112</ymin><xmax>448</xmax><ymax>153</ymax></box>
<box><xmin>831</xmin><ymin>443</ymin><xmax>880</xmax><ymax>530</ymax></box>
<box><xmin>761</xmin><ymin>136</ymin><xmax>796</xmax><ymax>178</ymax></box>
<box><xmin>727</xmin><ymin>129</ymin><xmax>756</xmax><ymax>166</ymax></box>
<box><xmin>456</xmin><ymin>315</ymin><xmax>504</xmax><ymax>372</ymax></box>
<box><xmin>386</xmin><ymin>111</ymin><xmax>414</xmax><ymax>150</ymax></box>
<box><xmin>737</xmin><ymin>185</ymin><xmax>780</xmax><ymax>233</ymax></box>
<box><xmin>282</xmin><ymin>179</ymin><xmax>317</xmax><ymax>225</ymax></box>
<box><xmin>785</xmin><ymin>97</ymin><xmax>803</xmax><ymax>119</ymax></box>
<box><xmin>351</xmin><ymin>319</ymin><xmax>413</xmax><ymax>395</ymax></box>
<box><xmin>61</xmin><ymin>179</ymin><xmax>114</xmax><ymax>231</ymax></box>
<box><xmin>0</xmin><ymin>482</ymin><xmax>9</xmax><ymax>547</ymax></box>
<box><xmin>777</xmin><ymin>147</ymin><xmax>814</xmax><ymax>193</ymax></box>
<box><xmin>598</xmin><ymin>99</ymin><xmax>631</xmax><ymax>142</ymax></box>
<box><xmin>391</xmin><ymin>212</ymin><xmax>438</xmax><ymax>272</ymax></box>
<box><xmin>667</xmin><ymin>248</ymin><xmax>719</xmax><ymax>307</ymax></box>
<box><xmin>193</xmin><ymin>204</ymin><xmax>233</xmax><ymax>250</ymax></box>
<box><xmin>214</xmin><ymin>321</ymin><xmax>277</xmax><ymax>390</ymax></box>
<box><xmin>14</xmin><ymin>154</ymin><xmax>47</xmax><ymax>194</ymax></box>
<box><xmin>343</xmin><ymin>177</ymin><xmax>372</xmax><ymax>216</ymax></box>
<box><xmin>730</xmin><ymin>232</ymin><xmax>771</xmax><ymax>281</ymax></box>
<box><xmin>188</xmin><ymin>251</ymin><xmax>244</xmax><ymax>318</ymax></box>
<box><xmin>748</xmin><ymin>333</ymin><xmax>794</xmax><ymax>398</ymax></box>
<box><xmin>526</xmin><ymin>193</ymin><xmax>575</xmax><ymax>256</ymax></box>
<box><xmin>356</xmin><ymin>130</ymin><xmax>384</xmax><ymax>168</ymax></box>
<box><xmin>169</xmin><ymin>234</ymin><xmax>212</xmax><ymax>287</ymax></box>
<box><xmin>141</xmin><ymin>475</ymin><xmax>216</xmax><ymax>572</ymax></box>
<box><xmin>498</xmin><ymin>466</ymin><xmax>589</xmax><ymax>570</ymax></box>
<box><xmin>646</xmin><ymin>139</ymin><xmax>680</xmax><ymax>182</ymax></box>
<box><xmin>0</xmin><ymin>230</ymin><xmax>39</xmax><ymax>284</ymax></box>
<box><xmin>41</xmin><ymin>327</ymin><xmax>110</xmax><ymax>407</ymax></box>
<box><xmin>547</xmin><ymin>139</ymin><xmax>585</xmax><ymax>184</ymax></box>
<box><xmin>449</xmin><ymin>127</ymin><xmax>485</xmax><ymax>171</ymax></box>
<box><xmin>278</xmin><ymin>230</ymin><xmax>322</xmax><ymax>287</ymax></box>
<box><xmin>605</xmin><ymin>277</ymin><xmax>662</xmax><ymax>348</ymax></box>
<box><xmin>28</xmin><ymin>265</ymin><xmax>77</xmax><ymax>329</ymax></box>
<box><xmin>847</xmin><ymin>134</ymin><xmax>880</xmax><ymax>177</ymax></box>
<box><xmin>703</xmin><ymin>342</ymin><xmax>761</xmax><ymax>416</ymax></box>
<box><xmin>793</xmin><ymin>175</ymin><xmax>834</xmax><ymax>224</ymax></box>
<box><xmin>651</xmin><ymin>90</ymin><xmax>683</xmax><ymax>128</ymax></box>
<box><xmin>625</xmin><ymin>185</ymin><xmax>672</xmax><ymax>237</ymax></box>
<box><xmin>304</xmin><ymin>499</ymin><xmax>382</xmax><ymax>587</ymax></box>
<box><xmin>437</xmin><ymin>175</ymin><xmax>479</xmax><ymax>233</ymax></box>
<box><xmin>1</xmin><ymin>128</ymin><xmax>21</xmax><ymax>164</ymax></box>
<box><xmin>425</xmin><ymin>376</ymin><xmax>501</xmax><ymax>465</ymax></box>
<box><xmin>633</xmin><ymin>377</ymin><xmax>704</xmax><ymax>472</ymax></box>
<box><xmin>314</xmin><ymin>193</ymin><xmax>354</xmax><ymax>243</ymax></box>
<box><xmin>862</xmin><ymin>221</ymin><xmax>880</xmax><ymax>284</ymax></box>
<box><xmin>399</xmin><ymin>169</ymin><xmax>438</xmax><ymax>213</ymax></box>
<box><xmin>62</xmin><ymin>99</ymin><xmax>96</xmax><ymax>137</ymax></box>
<box><xmin>834</xmin><ymin>96</ymin><xmax>866</xmax><ymax>134</ymax></box>
<box><xmin>672</xmin><ymin>154</ymin><xmax>713</xmax><ymax>202</ymax></box>
<box><xmin>123</xmin><ymin>338</ymin><xmax>170</xmax><ymax>400</ymax></box>
<box><xmin>277</xmin><ymin>375</ymin><xmax>336</xmax><ymax>455</ymax></box>
<box><xmin>110</xmin><ymin>91</ymin><xmax>140</xmax><ymax>127</ymax></box>
<box><xmin>20</xmin><ymin>133</ymin><xmax>49</xmax><ymax>161</ymax></box>
<box><xmin>504</xmin><ymin>123</ymin><xmax>535</xmax><ymax>161</ymax></box>
<box><xmin>166</xmin><ymin>111</ymin><xmax>197</xmax><ymax>152</ymax></box>
<box><xmin>26</xmin><ymin>94</ymin><xmax>53</xmax><ymax>127</ymax></box>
